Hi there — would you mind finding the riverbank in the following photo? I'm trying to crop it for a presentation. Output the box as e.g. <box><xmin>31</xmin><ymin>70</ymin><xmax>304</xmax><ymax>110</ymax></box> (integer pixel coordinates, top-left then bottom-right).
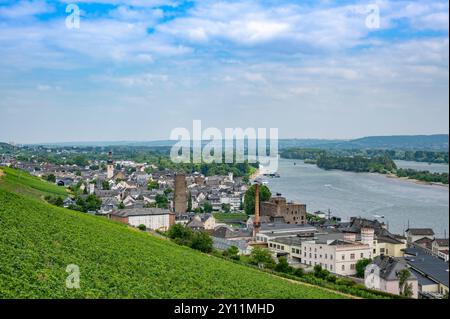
<box><xmin>249</xmin><ymin>168</ymin><xmax>262</xmax><ymax>180</ymax></box>
<box><xmin>385</xmin><ymin>173</ymin><xmax>449</xmax><ymax>188</ymax></box>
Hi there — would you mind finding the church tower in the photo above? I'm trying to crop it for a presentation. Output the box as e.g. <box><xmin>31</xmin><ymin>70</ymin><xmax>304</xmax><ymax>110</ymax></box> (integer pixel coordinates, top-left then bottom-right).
<box><xmin>107</xmin><ymin>151</ymin><xmax>114</xmax><ymax>179</ymax></box>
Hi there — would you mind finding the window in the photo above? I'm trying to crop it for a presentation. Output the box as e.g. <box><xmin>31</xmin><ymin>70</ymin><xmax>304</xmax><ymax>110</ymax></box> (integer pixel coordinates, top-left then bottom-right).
<box><xmin>325</xmin><ymin>254</ymin><xmax>328</xmax><ymax>259</ymax></box>
<box><xmin>360</xmin><ymin>253</ymin><xmax>364</xmax><ymax>258</ymax></box>
<box><xmin>350</xmin><ymin>253</ymin><xmax>355</xmax><ymax>260</ymax></box>
<box><xmin>341</xmin><ymin>255</ymin><xmax>345</xmax><ymax>260</ymax></box>
<box><xmin>330</xmin><ymin>265</ymin><xmax>333</xmax><ymax>271</ymax></box>
<box><xmin>350</xmin><ymin>264</ymin><xmax>356</xmax><ymax>270</ymax></box>
<box><xmin>342</xmin><ymin>265</ymin><xmax>345</xmax><ymax>271</ymax></box>
<box><xmin>292</xmin><ymin>248</ymin><xmax>295</xmax><ymax>253</ymax></box>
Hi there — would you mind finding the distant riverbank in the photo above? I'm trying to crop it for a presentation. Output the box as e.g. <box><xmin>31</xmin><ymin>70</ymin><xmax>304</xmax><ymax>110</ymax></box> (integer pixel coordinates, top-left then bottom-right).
<box><xmin>385</xmin><ymin>173</ymin><xmax>449</xmax><ymax>188</ymax></box>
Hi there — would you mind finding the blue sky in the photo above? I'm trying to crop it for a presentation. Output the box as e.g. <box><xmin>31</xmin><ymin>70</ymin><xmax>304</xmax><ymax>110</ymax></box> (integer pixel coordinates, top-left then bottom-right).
<box><xmin>0</xmin><ymin>0</ymin><xmax>448</xmax><ymax>143</ymax></box>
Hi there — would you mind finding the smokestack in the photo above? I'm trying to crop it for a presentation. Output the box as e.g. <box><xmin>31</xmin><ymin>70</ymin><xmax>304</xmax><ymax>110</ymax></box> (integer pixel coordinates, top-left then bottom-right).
<box><xmin>253</xmin><ymin>183</ymin><xmax>261</xmax><ymax>237</ymax></box>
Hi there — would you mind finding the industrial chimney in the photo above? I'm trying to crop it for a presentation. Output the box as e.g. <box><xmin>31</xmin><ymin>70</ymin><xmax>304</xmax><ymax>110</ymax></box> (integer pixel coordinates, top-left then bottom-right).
<box><xmin>253</xmin><ymin>183</ymin><xmax>261</xmax><ymax>237</ymax></box>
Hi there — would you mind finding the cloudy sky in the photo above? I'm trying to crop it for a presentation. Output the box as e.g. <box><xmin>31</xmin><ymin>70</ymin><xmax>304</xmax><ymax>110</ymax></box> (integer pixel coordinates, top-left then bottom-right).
<box><xmin>0</xmin><ymin>0</ymin><xmax>448</xmax><ymax>143</ymax></box>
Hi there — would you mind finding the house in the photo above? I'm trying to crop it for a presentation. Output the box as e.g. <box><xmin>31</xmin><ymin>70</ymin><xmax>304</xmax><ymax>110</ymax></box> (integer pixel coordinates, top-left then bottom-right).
<box><xmin>300</xmin><ymin>230</ymin><xmax>373</xmax><ymax>276</ymax></box>
<box><xmin>432</xmin><ymin>239</ymin><xmax>449</xmax><ymax>258</ymax></box>
<box><xmin>375</xmin><ymin>234</ymin><xmax>407</xmax><ymax>258</ymax></box>
<box><xmin>405</xmin><ymin>228</ymin><xmax>435</xmax><ymax>244</ymax></box>
<box><xmin>100</xmin><ymin>197</ymin><xmax>119</xmax><ymax>214</ymax></box>
<box><xmin>187</xmin><ymin>214</ymin><xmax>216</xmax><ymax>231</ymax></box>
<box><xmin>404</xmin><ymin>247</ymin><xmax>449</xmax><ymax>298</ymax></box>
<box><xmin>212</xmin><ymin>226</ymin><xmax>253</xmax><ymax>255</ymax></box>
<box><xmin>108</xmin><ymin>208</ymin><xmax>175</xmax><ymax>231</ymax></box>
<box><xmin>412</xmin><ymin>237</ymin><xmax>434</xmax><ymax>253</ymax></box>
<box><xmin>63</xmin><ymin>197</ymin><xmax>75</xmax><ymax>208</ymax></box>
<box><xmin>365</xmin><ymin>255</ymin><xmax>418</xmax><ymax>298</ymax></box>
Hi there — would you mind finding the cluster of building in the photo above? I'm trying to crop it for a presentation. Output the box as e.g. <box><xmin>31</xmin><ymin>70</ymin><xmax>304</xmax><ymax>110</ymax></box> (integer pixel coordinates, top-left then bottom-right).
<box><xmin>3</xmin><ymin>150</ymin><xmax>448</xmax><ymax>299</ymax></box>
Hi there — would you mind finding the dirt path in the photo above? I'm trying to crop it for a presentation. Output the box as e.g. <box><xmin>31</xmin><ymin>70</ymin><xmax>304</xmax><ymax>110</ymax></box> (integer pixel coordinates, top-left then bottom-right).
<box><xmin>266</xmin><ymin>272</ymin><xmax>360</xmax><ymax>299</ymax></box>
<box><xmin>0</xmin><ymin>169</ymin><xmax>4</xmax><ymax>178</ymax></box>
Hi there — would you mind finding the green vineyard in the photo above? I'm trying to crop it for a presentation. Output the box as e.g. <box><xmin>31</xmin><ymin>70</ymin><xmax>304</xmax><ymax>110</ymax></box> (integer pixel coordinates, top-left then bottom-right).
<box><xmin>0</xmin><ymin>167</ymin><xmax>346</xmax><ymax>299</ymax></box>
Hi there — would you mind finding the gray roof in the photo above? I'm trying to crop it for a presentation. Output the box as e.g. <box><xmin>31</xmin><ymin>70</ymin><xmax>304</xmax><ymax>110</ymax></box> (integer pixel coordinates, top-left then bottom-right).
<box><xmin>271</xmin><ymin>236</ymin><xmax>306</xmax><ymax>246</ymax></box>
<box><xmin>372</xmin><ymin>255</ymin><xmax>417</xmax><ymax>281</ymax></box>
<box><xmin>434</xmin><ymin>239</ymin><xmax>449</xmax><ymax>247</ymax></box>
<box><xmin>404</xmin><ymin>248</ymin><xmax>449</xmax><ymax>287</ymax></box>
<box><xmin>406</xmin><ymin>228</ymin><xmax>435</xmax><ymax>236</ymax></box>
<box><xmin>109</xmin><ymin>208</ymin><xmax>170</xmax><ymax>217</ymax></box>
<box><xmin>260</xmin><ymin>223</ymin><xmax>316</xmax><ymax>233</ymax></box>
<box><xmin>409</xmin><ymin>269</ymin><xmax>438</xmax><ymax>287</ymax></box>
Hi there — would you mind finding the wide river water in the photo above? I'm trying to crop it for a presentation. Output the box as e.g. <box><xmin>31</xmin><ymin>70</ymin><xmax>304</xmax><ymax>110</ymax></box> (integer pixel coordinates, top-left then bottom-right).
<box><xmin>261</xmin><ymin>159</ymin><xmax>449</xmax><ymax>237</ymax></box>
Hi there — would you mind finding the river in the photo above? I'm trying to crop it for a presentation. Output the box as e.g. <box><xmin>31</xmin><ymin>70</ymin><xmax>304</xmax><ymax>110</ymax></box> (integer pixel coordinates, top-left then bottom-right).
<box><xmin>261</xmin><ymin>159</ymin><xmax>449</xmax><ymax>237</ymax></box>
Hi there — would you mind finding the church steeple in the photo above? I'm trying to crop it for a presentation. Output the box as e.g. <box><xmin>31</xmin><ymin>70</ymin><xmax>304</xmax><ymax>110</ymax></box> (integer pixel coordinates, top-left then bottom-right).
<box><xmin>107</xmin><ymin>151</ymin><xmax>114</xmax><ymax>179</ymax></box>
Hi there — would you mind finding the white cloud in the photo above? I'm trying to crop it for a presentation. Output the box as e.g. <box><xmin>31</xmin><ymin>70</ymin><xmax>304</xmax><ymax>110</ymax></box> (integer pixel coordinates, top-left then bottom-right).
<box><xmin>0</xmin><ymin>0</ymin><xmax>54</xmax><ymax>18</ymax></box>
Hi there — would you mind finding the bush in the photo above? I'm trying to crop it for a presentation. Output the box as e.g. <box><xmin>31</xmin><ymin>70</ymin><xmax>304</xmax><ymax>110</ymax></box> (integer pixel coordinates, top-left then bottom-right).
<box><xmin>275</xmin><ymin>256</ymin><xmax>293</xmax><ymax>274</ymax></box>
<box><xmin>294</xmin><ymin>267</ymin><xmax>305</xmax><ymax>277</ymax></box>
<box><xmin>138</xmin><ymin>224</ymin><xmax>146</xmax><ymax>231</ymax></box>
<box><xmin>190</xmin><ymin>231</ymin><xmax>213</xmax><ymax>253</ymax></box>
<box><xmin>250</xmin><ymin>248</ymin><xmax>276</xmax><ymax>269</ymax></box>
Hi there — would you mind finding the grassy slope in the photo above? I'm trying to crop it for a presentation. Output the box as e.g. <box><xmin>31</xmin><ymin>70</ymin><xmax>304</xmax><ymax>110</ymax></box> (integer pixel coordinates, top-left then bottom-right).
<box><xmin>0</xmin><ymin>168</ymin><xmax>346</xmax><ymax>299</ymax></box>
<box><xmin>0</xmin><ymin>166</ymin><xmax>67</xmax><ymax>200</ymax></box>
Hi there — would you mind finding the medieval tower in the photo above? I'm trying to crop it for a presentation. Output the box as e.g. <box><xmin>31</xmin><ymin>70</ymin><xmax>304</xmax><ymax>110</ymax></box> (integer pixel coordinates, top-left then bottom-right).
<box><xmin>173</xmin><ymin>173</ymin><xmax>187</xmax><ymax>215</ymax></box>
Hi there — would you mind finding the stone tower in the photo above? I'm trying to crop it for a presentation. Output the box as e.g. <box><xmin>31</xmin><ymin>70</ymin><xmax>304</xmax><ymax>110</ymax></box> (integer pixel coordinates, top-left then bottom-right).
<box><xmin>107</xmin><ymin>151</ymin><xmax>114</xmax><ymax>179</ymax></box>
<box><xmin>173</xmin><ymin>173</ymin><xmax>187</xmax><ymax>215</ymax></box>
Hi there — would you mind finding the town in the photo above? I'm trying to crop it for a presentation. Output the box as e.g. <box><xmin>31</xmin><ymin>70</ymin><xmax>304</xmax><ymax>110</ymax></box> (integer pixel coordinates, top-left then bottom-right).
<box><xmin>1</xmin><ymin>144</ymin><xmax>448</xmax><ymax>299</ymax></box>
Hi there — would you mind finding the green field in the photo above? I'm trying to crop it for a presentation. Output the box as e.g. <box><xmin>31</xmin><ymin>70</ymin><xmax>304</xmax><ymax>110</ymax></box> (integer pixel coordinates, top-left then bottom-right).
<box><xmin>0</xmin><ymin>168</ymin><xmax>347</xmax><ymax>299</ymax></box>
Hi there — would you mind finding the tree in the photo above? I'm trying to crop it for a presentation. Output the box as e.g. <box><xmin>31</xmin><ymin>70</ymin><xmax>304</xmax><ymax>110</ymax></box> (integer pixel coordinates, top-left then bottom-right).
<box><xmin>167</xmin><ymin>224</ymin><xmax>193</xmax><ymax>246</ymax></box>
<box><xmin>155</xmin><ymin>194</ymin><xmax>169</xmax><ymax>209</ymax></box>
<box><xmin>45</xmin><ymin>174</ymin><xmax>56</xmax><ymax>183</ymax></box>
<box><xmin>250</xmin><ymin>247</ymin><xmax>275</xmax><ymax>269</ymax></box>
<box><xmin>190</xmin><ymin>231</ymin><xmax>213</xmax><ymax>253</ymax></box>
<box><xmin>221</xmin><ymin>203</ymin><xmax>231</xmax><ymax>213</ymax></box>
<box><xmin>398</xmin><ymin>269</ymin><xmax>413</xmax><ymax>297</ymax></box>
<box><xmin>54</xmin><ymin>197</ymin><xmax>64</xmax><ymax>207</ymax></box>
<box><xmin>118</xmin><ymin>202</ymin><xmax>125</xmax><ymax>209</ymax></box>
<box><xmin>164</xmin><ymin>188</ymin><xmax>173</xmax><ymax>196</ymax></box>
<box><xmin>355</xmin><ymin>258</ymin><xmax>372</xmax><ymax>278</ymax></box>
<box><xmin>224</xmin><ymin>246</ymin><xmax>240</xmax><ymax>260</ymax></box>
<box><xmin>202</xmin><ymin>202</ymin><xmax>213</xmax><ymax>213</ymax></box>
<box><xmin>85</xmin><ymin>194</ymin><xmax>102</xmax><ymax>212</ymax></box>
<box><xmin>138</xmin><ymin>224</ymin><xmax>146</xmax><ymax>231</ymax></box>
<box><xmin>102</xmin><ymin>180</ymin><xmax>110</xmax><ymax>190</ymax></box>
<box><xmin>275</xmin><ymin>256</ymin><xmax>293</xmax><ymax>274</ymax></box>
<box><xmin>147</xmin><ymin>180</ymin><xmax>159</xmax><ymax>190</ymax></box>
<box><xmin>244</xmin><ymin>184</ymin><xmax>271</xmax><ymax>215</ymax></box>
<box><xmin>313</xmin><ymin>265</ymin><xmax>330</xmax><ymax>279</ymax></box>
<box><xmin>187</xmin><ymin>191</ymin><xmax>192</xmax><ymax>212</ymax></box>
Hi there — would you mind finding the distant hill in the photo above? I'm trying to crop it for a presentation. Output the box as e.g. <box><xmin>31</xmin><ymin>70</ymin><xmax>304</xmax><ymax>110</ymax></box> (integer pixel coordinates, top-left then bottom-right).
<box><xmin>19</xmin><ymin>134</ymin><xmax>449</xmax><ymax>151</ymax></box>
<box><xmin>0</xmin><ymin>142</ymin><xmax>14</xmax><ymax>152</ymax></box>
<box><xmin>342</xmin><ymin>134</ymin><xmax>449</xmax><ymax>151</ymax></box>
<box><xmin>279</xmin><ymin>135</ymin><xmax>449</xmax><ymax>151</ymax></box>
<box><xmin>0</xmin><ymin>167</ymin><xmax>346</xmax><ymax>299</ymax></box>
